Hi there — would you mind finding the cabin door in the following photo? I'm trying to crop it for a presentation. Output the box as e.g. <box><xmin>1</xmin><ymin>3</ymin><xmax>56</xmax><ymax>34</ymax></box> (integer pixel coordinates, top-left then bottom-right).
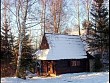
<box><xmin>48</xmin><ymin>61</ymin><xmax>55</xmax><ymax>76</ymax></box>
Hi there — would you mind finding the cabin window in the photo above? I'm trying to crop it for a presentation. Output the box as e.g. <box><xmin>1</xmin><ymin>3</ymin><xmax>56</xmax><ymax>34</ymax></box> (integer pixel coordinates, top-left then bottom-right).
<box><xmin>71</xmin><ymin>61</ymin><xmax>80</xmax><ymax>66</ymax></box>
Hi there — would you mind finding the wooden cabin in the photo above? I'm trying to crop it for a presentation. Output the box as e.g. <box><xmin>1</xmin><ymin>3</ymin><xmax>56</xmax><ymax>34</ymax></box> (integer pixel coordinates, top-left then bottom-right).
<box><xmin>34</xmin><ymin>33</ymin><xmax>94</xmax><ymax>76</ymax></box>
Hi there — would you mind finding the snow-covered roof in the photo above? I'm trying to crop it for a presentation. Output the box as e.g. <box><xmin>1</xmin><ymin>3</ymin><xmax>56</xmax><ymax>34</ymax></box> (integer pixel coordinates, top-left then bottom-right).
<box><xmin>35</xmin><ymin>33</ymin><xmax>87</xmax><ymax>60</ymax></box>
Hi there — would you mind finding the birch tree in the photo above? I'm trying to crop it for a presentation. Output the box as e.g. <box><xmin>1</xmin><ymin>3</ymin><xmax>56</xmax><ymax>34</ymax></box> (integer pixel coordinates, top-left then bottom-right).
<box><xmin>15</xmin><ymin>0</ymin><xmax>29</xmax><ymax>79</ymax></box>
<box><xmin>40</xmin><ymin>0</ymin><xmax>46</xmax><ymax>34</ymax></box>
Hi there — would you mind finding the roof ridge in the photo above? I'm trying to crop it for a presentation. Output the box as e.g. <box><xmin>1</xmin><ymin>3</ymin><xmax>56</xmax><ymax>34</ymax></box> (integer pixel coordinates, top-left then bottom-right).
<box><xmin>45</xmin><ymin>33</ymin><xmax>79</xmax><ymax>36</ymax></box>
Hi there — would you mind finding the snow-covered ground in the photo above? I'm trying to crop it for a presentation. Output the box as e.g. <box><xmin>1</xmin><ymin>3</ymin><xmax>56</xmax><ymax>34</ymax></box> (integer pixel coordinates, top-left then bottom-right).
<box><xmin>1</xmin><ymin>72</ymin><xmax>109</xmax><ymax>83</ymax></box>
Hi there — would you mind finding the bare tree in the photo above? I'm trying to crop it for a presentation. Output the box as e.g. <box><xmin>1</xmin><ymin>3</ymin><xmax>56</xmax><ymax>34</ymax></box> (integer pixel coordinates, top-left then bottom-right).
<box><xmin>70</xmin><ymin>0</ymin><xmax>81</xmax><ymax>35</ymax></box>
<box><xmin>45</xmin><ymin>0</ymin><xmax>67</xmax><ymax>33</ymax></box>
<box><xmin>77</xmin><ymin>0</ymin><xmax>81</xmax><ymax>35</ymax></box>
<box><xmin>81</xmin><ymin>0</ymin><xmax>92</xmax><ymax>35</ymax></box>
<box><xmin>37</xmin><ymin>0</ymin><xmax>68</xmax><ymax>34</ymax></box>
<box><xmin>40</xmin><ymin>0</ymin><xmax>46</xmax><ymax>34</ymax></box>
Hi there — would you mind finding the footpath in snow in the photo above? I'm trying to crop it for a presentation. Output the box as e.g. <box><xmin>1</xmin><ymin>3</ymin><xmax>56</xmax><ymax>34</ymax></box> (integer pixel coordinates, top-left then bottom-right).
<box><xmin>1</xmin><ymin>72</ymin><xmax>109</xmax><ymax>83</ymax></box>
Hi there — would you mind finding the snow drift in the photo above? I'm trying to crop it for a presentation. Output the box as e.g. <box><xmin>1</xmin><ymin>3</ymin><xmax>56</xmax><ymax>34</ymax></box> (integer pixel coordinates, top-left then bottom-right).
<box><xmin>1</xmin><ymin>72</ymin><xmax>109</xmax><ymax>83</ymax></box>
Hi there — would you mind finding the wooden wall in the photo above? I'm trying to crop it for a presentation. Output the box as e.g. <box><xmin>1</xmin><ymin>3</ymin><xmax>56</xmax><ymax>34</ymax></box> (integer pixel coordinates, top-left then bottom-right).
<box><xmin>55</xmin><ymin>59</ymin><xmax>89</xmax><ymax>75</ymax></box>
<box><xmin>39</xmin><ymin>59</ymin><xmax>89</xmax><ymax>76</ymax></box>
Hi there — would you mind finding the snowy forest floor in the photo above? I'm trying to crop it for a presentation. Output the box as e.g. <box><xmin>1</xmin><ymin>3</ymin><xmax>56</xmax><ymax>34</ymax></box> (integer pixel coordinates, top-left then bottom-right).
<box><xmin>1</xmin><ymin>72</ymin><xmax>109</xmax><ymax>83</ymax></box>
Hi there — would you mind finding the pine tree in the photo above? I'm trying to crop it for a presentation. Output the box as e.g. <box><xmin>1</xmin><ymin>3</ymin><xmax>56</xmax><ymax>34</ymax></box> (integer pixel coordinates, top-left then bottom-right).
<box><xmin>1</xmin><ymin>19</ymin><xmax>16</xmax><ymax>77</ymax></box>
<box><xmin>15</xmin><ymin>32</ymin><xmax>35</xmax><ymax>78</ymax></box>
<box><xmin>21</xmin><ymin>33</ymin><xmax>35</xmax><ymax>72</ymax></box>
<box><xmin>1</xmin><ymin>20</ymin><xmax>13</xmax><ymax>63</ymax></box>
<box><xmin>88</xmin><ymin>0</ymin><xmax>109</xmax><ymax>71</ymax></box>
<box><xmin>89</xmin><ymin>0</ymin><xmax>109</xmax><ymax>55</ymax></box>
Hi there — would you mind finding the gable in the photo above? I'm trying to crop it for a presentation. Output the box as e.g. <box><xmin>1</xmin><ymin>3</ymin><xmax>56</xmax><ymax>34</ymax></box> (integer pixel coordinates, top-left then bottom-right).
<box><xmin>39</xmin><ymin>34</ymin><xmax>49</xmax><ymax>50</ymax></box>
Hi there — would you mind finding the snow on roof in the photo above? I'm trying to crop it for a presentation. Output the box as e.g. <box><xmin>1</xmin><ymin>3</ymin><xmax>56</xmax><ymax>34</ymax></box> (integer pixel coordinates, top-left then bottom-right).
<box><xmin>35</xmin><ymin>33</ymin><xmax>87</xmax><ymax>60</ymax></box>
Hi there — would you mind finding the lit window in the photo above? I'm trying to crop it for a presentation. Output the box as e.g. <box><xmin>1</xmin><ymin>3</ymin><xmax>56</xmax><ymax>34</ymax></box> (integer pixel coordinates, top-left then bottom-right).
<box><xmin>71</xmin><ymin>61</ymin><xmax>80</xmax><ymax>66</ymax></box>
